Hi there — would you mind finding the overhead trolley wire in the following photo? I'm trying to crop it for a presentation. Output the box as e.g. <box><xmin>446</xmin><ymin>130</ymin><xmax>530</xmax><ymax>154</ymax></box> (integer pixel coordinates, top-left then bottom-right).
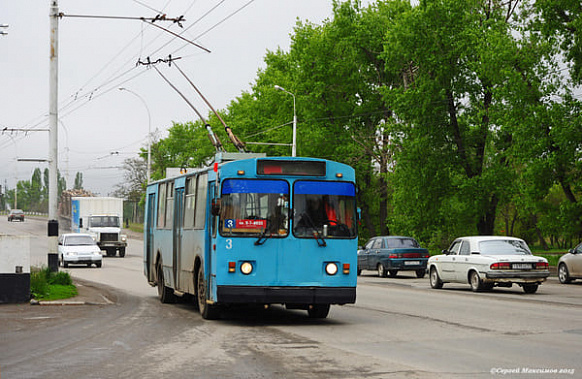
<box><xmin>1</xmin><ymin>1</ymin><xmax>256</xmax><ymax>152</ymax></box>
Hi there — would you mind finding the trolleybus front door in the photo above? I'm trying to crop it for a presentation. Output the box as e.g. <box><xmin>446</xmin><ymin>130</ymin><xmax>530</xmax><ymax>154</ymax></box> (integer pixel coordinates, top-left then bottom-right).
<box><xmin>173</xmin><ymin>188</ymin><xmax>184</xmax><ymax>291</ymax></box>
<box><xmin>146</xmin><ymin>193</ymin><xmax>156</xmax><ymax>283</ymax></box>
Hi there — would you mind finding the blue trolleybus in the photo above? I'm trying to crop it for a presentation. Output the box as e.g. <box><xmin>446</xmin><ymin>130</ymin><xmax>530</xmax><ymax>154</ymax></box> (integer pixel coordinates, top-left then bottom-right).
<box><xmin>144</xmin><ymin>153</ymin><xmax>358</xmax><ymax>319</ymax></box>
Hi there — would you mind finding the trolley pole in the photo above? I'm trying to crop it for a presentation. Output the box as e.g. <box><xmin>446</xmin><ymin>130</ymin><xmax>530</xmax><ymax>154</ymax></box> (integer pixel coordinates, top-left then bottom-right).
<box><xmin>48</xmin><ymin>0</ymin><xmax>59</xmax><ymax>271</ymax></box>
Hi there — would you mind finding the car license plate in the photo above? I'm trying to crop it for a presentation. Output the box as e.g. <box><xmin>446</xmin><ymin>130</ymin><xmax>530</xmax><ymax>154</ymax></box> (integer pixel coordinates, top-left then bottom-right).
<box><xmin>405</xmin><ymin>261</ymin><xmax>420</xmax><ymax>266</ymax></box>
<box><xmin>512</xmin><ymin>263</ymin><xmax>532</xmax><ymax>270</ymax></box>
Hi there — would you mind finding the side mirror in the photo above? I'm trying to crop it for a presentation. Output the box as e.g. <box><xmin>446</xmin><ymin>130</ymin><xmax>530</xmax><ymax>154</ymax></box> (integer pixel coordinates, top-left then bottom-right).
<box><xmin>569</xmin><ymin>249</ymin><xmax>574</xmax><ymax>254</ymax></box>
<box><xmin>442</xmin><ymin>249</ymin><xmax>449</xmax><ymax>255</ymax></box>
<box><xmin>211</xmin><ymin>199</ymin><xmax>221</xmax><ymax>216</ymax></box>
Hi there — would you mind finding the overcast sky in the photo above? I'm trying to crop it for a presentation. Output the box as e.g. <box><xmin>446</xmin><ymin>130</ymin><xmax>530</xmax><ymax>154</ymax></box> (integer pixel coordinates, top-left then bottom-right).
<box><xmin>0</xmin><ymin>0</ymin><xmax>338</xmax><ymax>197</ymax></box>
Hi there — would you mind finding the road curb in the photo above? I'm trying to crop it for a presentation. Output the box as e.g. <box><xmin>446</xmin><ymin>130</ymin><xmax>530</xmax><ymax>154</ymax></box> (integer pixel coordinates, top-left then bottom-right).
<box><xmin>30</xmin><ymin>278</ymin><xmax>117</xmax><ymax>306</ymax></box>
<box><xmin>32</xmin><ymin>294</ymin><xmax>115</xmax><ymax>306</ymax></box>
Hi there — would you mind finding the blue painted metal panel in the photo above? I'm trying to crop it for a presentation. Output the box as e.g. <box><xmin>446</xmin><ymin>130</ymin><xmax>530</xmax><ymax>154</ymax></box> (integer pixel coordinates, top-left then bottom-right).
<box><xmin>213</xmin><ymin>236</ymin><xmax>357</xmax><ymax>288</ymax></box>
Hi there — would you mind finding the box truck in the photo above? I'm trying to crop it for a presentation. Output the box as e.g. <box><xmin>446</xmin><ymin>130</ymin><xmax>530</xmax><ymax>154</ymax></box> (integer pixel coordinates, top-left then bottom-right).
<box><xmin>60</xmin><ymin>194</ymin><xmax>128</xmax><ymax>257</ymax></box>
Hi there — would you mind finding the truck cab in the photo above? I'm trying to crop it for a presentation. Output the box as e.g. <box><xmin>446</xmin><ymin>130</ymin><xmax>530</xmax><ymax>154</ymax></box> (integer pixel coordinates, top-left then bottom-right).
<box><xmin>85</xmin><ymin>214</ymin><xmax>128</xmax><ymax>257</ymax></box>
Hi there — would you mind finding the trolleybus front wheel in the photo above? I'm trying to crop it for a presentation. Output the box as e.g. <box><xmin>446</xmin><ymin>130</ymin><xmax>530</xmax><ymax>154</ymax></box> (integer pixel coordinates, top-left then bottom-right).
<box><xmin>307</xmin><ymin>304</ymin><xmax>330</xmax><ymax>319</ymax></box>
<box><xmin>157</xmin><ymin>262</ymin><xmax>177</xmax><ymax>304</ymax></box>
<box><xmin>197</xmin><ymin>265</ymin><xmax>219</xmax><ymax>320</ymax></box>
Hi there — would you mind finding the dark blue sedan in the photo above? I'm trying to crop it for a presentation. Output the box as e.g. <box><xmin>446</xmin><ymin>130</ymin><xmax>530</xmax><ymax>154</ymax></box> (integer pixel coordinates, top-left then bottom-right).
<box><xmin>357</xmin><ymin>236</ymin><xmax>430</xmax><ymax>278</ymax></box>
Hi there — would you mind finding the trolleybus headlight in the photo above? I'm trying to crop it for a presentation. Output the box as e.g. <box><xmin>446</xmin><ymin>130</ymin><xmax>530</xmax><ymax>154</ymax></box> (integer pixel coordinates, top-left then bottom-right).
<box><xmin>240</xmin><ymin>262</ymin><xmax>253</xmax><ymax>275</ymax></box>
<box><xmin>325</xmin><ymin>262</ymin><xmax>338</xmax><ymax>276</ymax></box>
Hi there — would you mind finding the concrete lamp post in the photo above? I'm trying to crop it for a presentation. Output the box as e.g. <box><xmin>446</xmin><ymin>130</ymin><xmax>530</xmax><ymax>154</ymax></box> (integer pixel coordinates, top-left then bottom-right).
<box><xmin>274</xmin><ymin>85</ymin><xmax>297</xmax><ymax>157</ymax></box>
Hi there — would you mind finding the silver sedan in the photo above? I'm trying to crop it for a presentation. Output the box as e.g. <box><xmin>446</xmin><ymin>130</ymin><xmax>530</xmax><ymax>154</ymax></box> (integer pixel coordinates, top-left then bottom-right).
<box><xmin>558</xmin><ymin>243</ymin><xmax>582</xmax><ymax>284</ymax></box>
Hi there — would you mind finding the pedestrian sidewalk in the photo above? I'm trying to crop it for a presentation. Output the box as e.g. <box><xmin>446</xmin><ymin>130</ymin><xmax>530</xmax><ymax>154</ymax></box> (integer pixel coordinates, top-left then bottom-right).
<box><xmin>34</xmin><ymin>278</ymin><xmax>117</xmax><ymax>306</ymax></box>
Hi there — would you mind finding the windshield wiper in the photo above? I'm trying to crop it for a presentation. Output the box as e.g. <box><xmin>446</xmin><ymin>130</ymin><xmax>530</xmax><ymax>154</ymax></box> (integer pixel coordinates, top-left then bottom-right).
<box><xmin>299</xmin><ymin>213</ymin><xmax>326</xmax><ymax>247</ymax></box>
<box><xmin>254</xmin><ymin>220</ymin><xmax>272</xmax><ymax>246</ymax></box>
<box><xmin>254</xmin><ymin>229</ymin><xmax>272</xmax><ymax>246</ymax></box>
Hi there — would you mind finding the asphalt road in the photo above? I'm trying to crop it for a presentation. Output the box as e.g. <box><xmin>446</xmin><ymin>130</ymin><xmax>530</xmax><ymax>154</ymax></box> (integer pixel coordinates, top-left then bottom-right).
<box><xmin>1</xmin><ymin>217</ymin><xmax>581</xmax><ymax>378</ymax></box>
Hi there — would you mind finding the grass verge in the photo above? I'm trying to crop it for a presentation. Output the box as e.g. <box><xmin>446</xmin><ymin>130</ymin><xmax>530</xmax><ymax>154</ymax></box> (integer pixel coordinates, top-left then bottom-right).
<box><xmin>30</xmin><ymin>267</ymin><xmax>77</xmax><ymax>301</ymax></box>
<box><xmin>128</xmin><ymin>222</ymin><xmax>143</xmax><ymax>234</ymax></box>
<box><xmin>537</xmin><ymin>254</ymin><xmax>561</xmax><ymax>267</ymax></box>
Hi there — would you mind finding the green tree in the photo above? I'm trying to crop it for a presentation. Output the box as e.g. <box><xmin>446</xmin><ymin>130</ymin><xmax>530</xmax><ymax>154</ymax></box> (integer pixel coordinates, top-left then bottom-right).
<box><xmin>74</xmin><ymin>172</ymin><xmax>83</xmax><ymax>190</ymax></box>
<box><xmin>533</xmin><ymin>0</ymin><xmax>582</xmax><ymax>84</ymax></box>
<box><xmin>380</xmin><ymin>0</ymin><xmax>545</xmax><ymax>243</ymax></box>
<box><xmin>149</xmin><ymin>0</ymin><xmax>582</xmax><ymax>248</ymax></box>
<box><xmin>218</xmin><ymin>0</ymin><xmax>411</xmax><ymax>238</ymax></box>
<box><xmin>508</xmin><ymin>1</ymin><xmax>582</xmax><ymax>246</ymax></box>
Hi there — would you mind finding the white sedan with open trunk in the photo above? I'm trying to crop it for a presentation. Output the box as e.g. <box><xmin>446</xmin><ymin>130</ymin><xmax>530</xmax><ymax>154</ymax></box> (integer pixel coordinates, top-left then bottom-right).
<box><xmin>428</xmin><ymin>236</ymin><xmax>549</xmax><ymax>293</ymax></box>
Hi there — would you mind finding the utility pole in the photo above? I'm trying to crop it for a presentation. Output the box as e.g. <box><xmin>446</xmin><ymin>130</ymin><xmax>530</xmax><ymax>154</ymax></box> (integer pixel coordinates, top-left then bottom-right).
<box><xmin>48</xmin><ymin>0</ymin><xmax>59</xmax><ymax>271</ymax></box>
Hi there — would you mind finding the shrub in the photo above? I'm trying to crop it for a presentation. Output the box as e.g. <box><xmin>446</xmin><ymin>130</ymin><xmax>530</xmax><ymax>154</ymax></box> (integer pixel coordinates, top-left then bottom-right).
<box><xmin>50</xmin><ymin>271</ymin><xmax>73</xmax><ymax>286</ymax></box>
<box><xmin>30</xmin><ymin>267</ymin><xmax>76</xmax><ymax>300</ymax></box>
<box><xmin>30</xmin><ymin>268</ymin><xmax>51</xmax><ymax>299</ymax></box>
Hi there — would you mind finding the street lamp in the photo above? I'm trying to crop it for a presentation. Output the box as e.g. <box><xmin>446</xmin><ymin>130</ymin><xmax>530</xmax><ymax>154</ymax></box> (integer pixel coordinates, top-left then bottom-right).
<box><xmin>119</xmin><ymin>88</ymin><xmax>151</xmax><ymax>183</ymax></box>
<box><xmin>274</xmin><ymin>85</ymin><xmax>297</xmax><ymax>157</ymax></box>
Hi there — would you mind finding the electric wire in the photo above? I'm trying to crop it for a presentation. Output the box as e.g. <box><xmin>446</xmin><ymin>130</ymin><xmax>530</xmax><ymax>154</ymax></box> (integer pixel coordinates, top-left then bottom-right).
<box><xmin>168</xmin><ymin>0</ymin><xmax>255</xmax><ymax>57</ymax></box>
<box><xmin>1</xmin><ymin>0</ymin><xmax>252</xmax><ymax>151</ymax></box>
<box><xmin>131</xmin><ymin>0</ymin><xmax>164</xmax><ymax>14</ymax></box>
<box><xmin>144</xmin><ymin>0</ymin><xmax>227</xmax><ymax>59</ymax></box>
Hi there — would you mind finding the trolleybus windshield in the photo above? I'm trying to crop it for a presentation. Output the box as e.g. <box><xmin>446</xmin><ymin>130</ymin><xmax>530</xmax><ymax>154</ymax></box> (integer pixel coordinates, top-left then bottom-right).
<box><xmin>293</xmin><ymin>181</ymin><xmax>357</xmax><ymax>239</ymax></box>
<box><xmin>220</xmin><ymin>179</ymin><xmax>290</xmax><ymax>237</ymax></box>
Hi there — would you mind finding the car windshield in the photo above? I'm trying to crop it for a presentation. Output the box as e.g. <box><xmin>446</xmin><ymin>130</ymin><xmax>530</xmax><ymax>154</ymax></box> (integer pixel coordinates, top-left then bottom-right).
<box><xmin>220</xmin><ymin>179</ymin><xmax>289</xmax><ymax>237</ymax></box>
<box><xmin>65</xmin><ymin>235</ymin><xmax>95</xmax><ymax>246</ymax></box>
<box><xmin>293</xmin><ymin>181</ymin><xmax>357</xmax><ymax>239</ymax></box>
<box><xmin>479</xmin><ymin>240</ymin><xmax>531</xmax><ymax>255</ymax></box>
<box><xmin>90</xmin><ymin>216</ymin><xmax>120</xmax><ymax>228</ymax></box>
<box><xmin>385</xmin><ymin>238</ymin><xmax>419</xmax><ymax>248</ymax></box>
<box><xmin>11</xmin><ymin>210</ymin><xmax>23</xmax><ymax>214</ymax></box>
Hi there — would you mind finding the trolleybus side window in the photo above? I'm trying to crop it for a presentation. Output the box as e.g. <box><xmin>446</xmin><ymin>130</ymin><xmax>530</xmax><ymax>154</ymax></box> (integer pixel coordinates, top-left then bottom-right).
<box><xmin>157</xmin><ymin>183</ymin><xmax>167</xmax><ymax>229</ymax></box>
<box><xmin>293</xmin><ymin>181</ymin><xmax>357</xmax><ymax>239</ymax></box>
<box><xmin>219</xmin><ymin>179</ymin><xmax>289</xmax><ymax>237</ymax></box>
<box><xmin>184</xmin><ymin>177</ymin><xmax>196</xmax><ymax>229</ymax></box>
<box><xmin>165</xmin><ymin>182</ymin><xmax>174</xmax><ymax>229</ymax></box>
<box><xmin>184</xmin><ymin>173</ymin><xmax>208</xmax><ymax>230</ymax></box>
<box><xmin>195</xmin><ymin>173</ymin><xmax>207</xmax><ymax>229</ymax></box>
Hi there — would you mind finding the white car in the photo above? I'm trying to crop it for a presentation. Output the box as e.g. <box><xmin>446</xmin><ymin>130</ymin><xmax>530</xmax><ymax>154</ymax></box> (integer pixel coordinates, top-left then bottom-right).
<box><xmin>58</xmin><ymin>233</ymin><xmax>103</xmax><ymax>268</ymax></box>
<box><xmin>428</xmin><ymin>236</ymin><xmax>549</xmax><ymax>293</ymax></box>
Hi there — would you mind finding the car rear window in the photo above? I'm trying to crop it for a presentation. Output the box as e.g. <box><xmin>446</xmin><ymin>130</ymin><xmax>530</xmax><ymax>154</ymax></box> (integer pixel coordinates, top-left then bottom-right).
<box><xmin>385</xmin><ymin>238</ymin><xmax>419</xmax><ymax>249</ymax></box>
<box><xmin>479</xmin><ymin>240</ymin><xmax>531</xmax><ymax>255</ymax></box>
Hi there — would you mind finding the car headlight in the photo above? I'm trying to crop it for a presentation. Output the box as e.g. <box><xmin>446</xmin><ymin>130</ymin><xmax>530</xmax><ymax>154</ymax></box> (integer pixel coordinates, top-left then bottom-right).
<box><xmin>121</xmin><ymin>235</ymin><xmax>127</xmax><ymax>242</ymax></box>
